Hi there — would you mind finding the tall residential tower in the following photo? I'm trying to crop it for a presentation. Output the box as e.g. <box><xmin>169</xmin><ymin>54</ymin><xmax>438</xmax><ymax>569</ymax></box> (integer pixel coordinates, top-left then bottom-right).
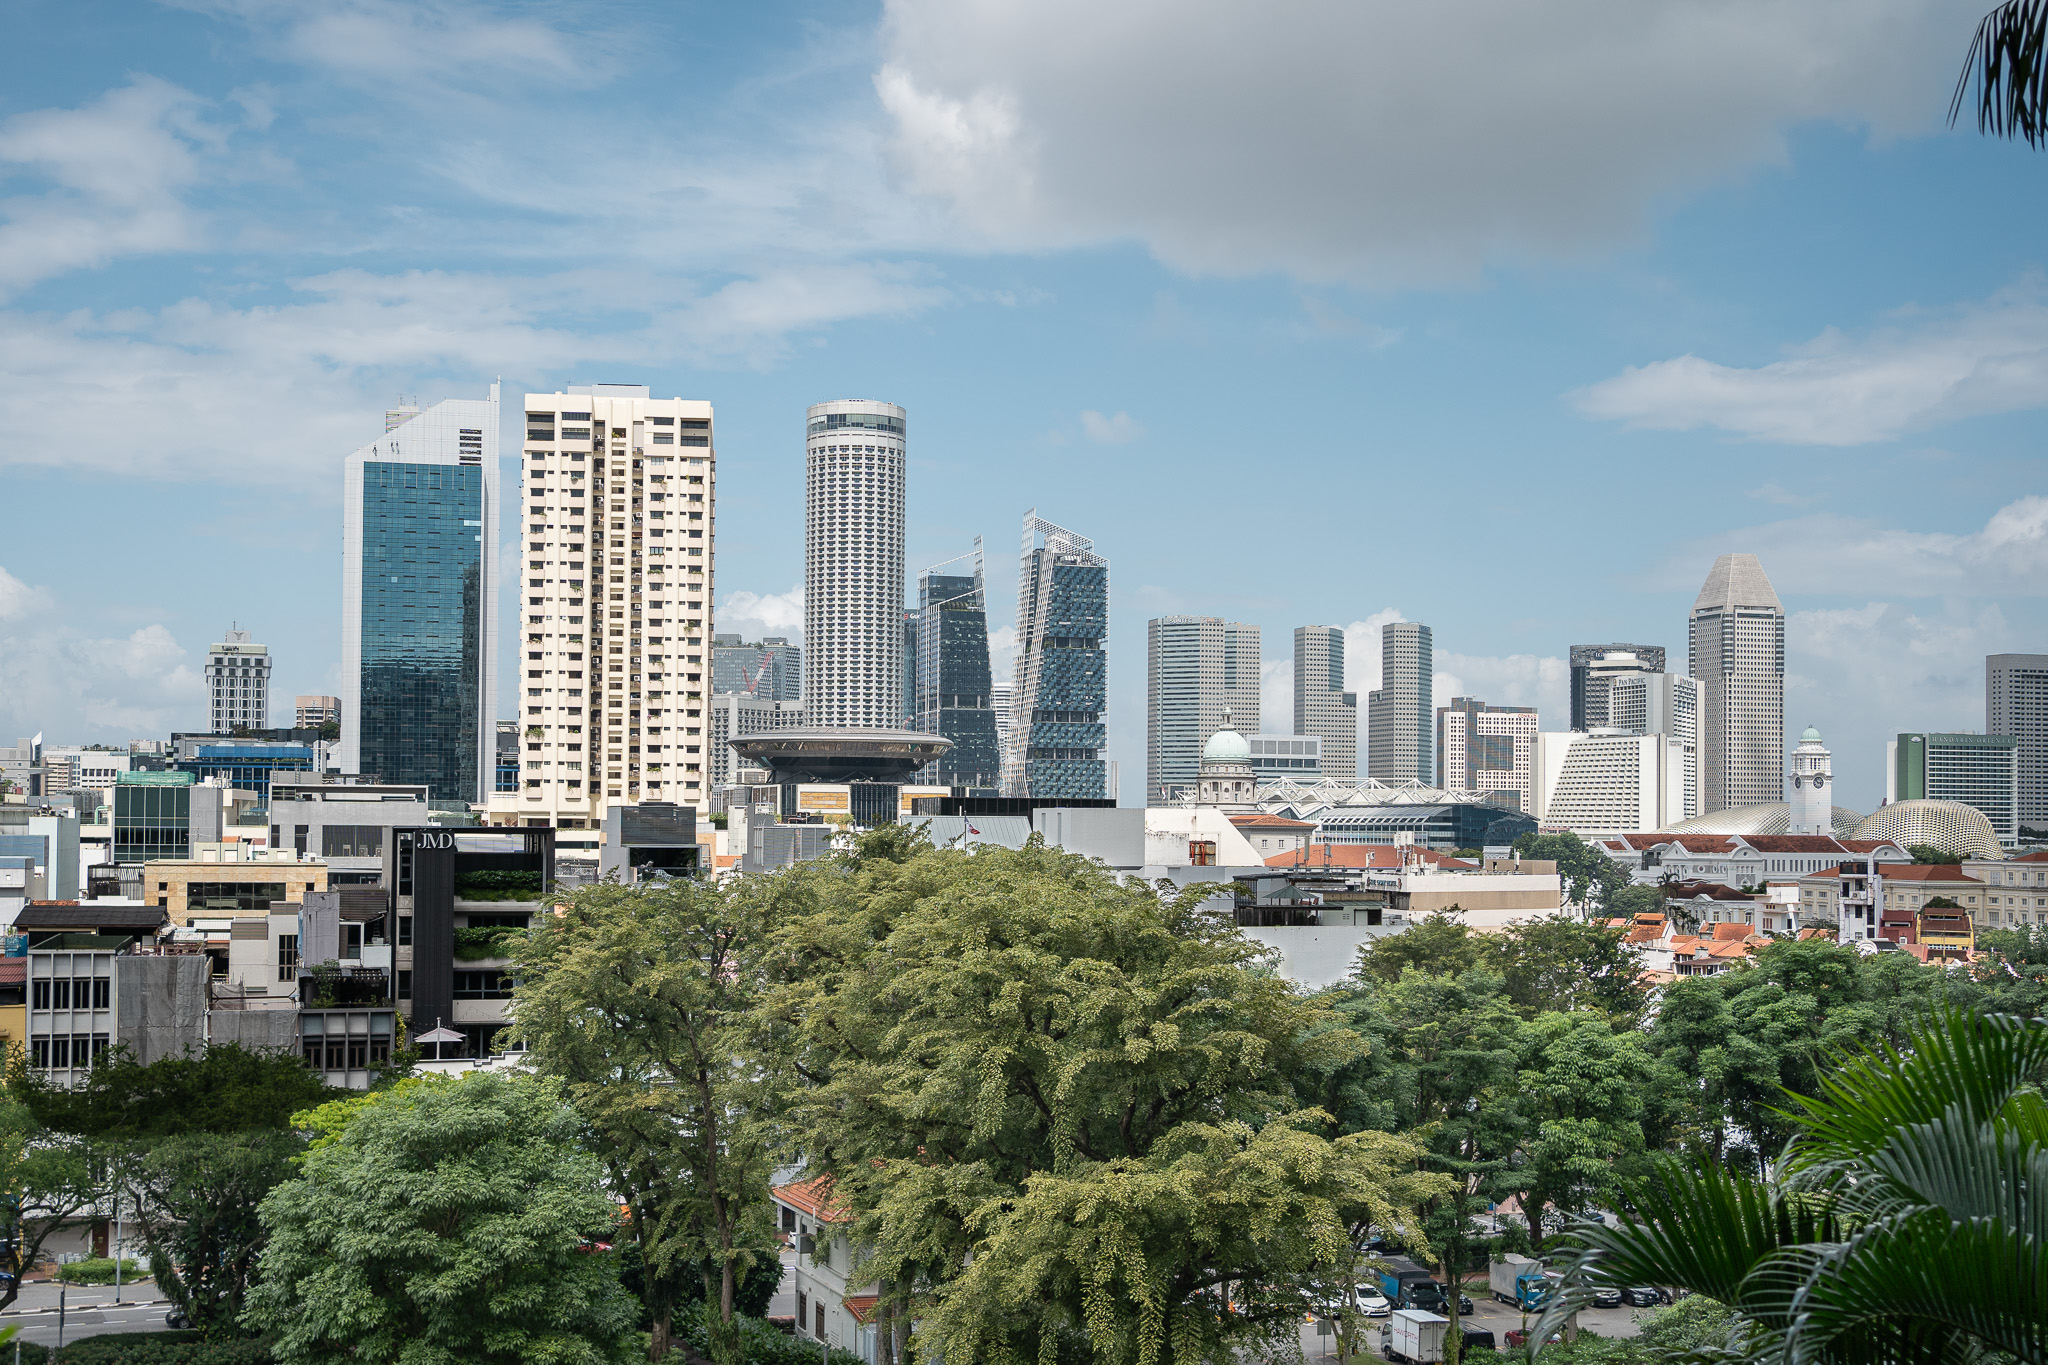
<box><xmin>341</xmin><ymin>386</ymin><xmax>500</xmax><ymax>802</ymax></box>
<box><xmin>509</xmin><ymin>384</ymin><xmax>715</xmax><ymax>825</ymax></box>
<box><xmin>1688</xmin><ymin>553</ymin><xmax>1784</xmax><ymax>814</ymax></box>
<box><xmin>1146</xmin><ymin>616</ymin><xmax>1260</xmax><ymax>806</ymax></box>
<box><xmin>804</xmin><ymin>401</ymin><xmax>907</xmax><ymax>730</ymax></box>
<box><xmin>1005</xmin><ymin>512</ymin><xmax>1107</xmax><ymax>799</ymax></box>
<box><xmin>1293</xmin><ymin>625</ymin><xmax>1357</xmax><ymax>783</ymax></box>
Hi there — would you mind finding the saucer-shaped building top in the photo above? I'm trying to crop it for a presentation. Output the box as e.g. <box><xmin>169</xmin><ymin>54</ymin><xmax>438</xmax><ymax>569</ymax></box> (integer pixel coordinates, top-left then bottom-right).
<box><xmin>729</xmin><ymin>728</ymin><xmax>953</xmax><ymax>785</ymax></box>
<box><xmin>1658</xmin><ymin>802</ymin><xmax>1866</xmax><ymax>839</ymax></box>
<box><xmin>1850</xmin><ymin>799</ymin><xmax>2005</xmax><ymax>861</ymax></box>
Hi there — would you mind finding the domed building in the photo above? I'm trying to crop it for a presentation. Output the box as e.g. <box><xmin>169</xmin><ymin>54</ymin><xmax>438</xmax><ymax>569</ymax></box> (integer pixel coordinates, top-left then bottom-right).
<box><xmin>1195</xmin><ymin>719</ymin><xmax>1257</xmax><ymax>812</ymax></box>
<box><xmin>1659</xmin><ymin>801</ymin><xmax>1866</xmax><ymax>839</ymax></box>
<box><xmin>1851</xmin><ymin>799</ymin><xmax>2005</xmax><ymax>861</ymax></box>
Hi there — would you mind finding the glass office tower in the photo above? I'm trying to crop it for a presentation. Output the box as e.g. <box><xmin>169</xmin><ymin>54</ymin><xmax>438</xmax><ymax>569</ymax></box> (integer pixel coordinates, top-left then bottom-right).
<box><xmin>340</xmin><ymin>387</ymin><xmax>500</xmax><ymax>803</ymax></box>
<box><xmin>915</xmin><ymin>544</ymin><xmax>1002</xmax><ymax>790</ymax></box>
<box><xmin>1005</xmin><ymin>511</ymin><xmax>1108</xmax><ymax>799</ymax></box>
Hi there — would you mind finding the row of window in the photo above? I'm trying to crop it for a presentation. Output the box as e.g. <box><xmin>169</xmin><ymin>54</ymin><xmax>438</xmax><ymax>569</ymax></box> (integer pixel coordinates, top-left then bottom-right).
<box><xmin>32</xmin><ymin>978</ymin><xmax>110</xmax><ymax>1010</ymax></box>
<box><xmin>31</xmin><ymin>1035</ymin><xmax>109</xmax><ymax>1069</ymax></box>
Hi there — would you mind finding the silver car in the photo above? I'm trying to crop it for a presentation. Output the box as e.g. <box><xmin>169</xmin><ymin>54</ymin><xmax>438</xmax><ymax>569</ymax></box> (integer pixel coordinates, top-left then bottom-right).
<box><xmin>1354</xmin><ymin>1287</ymin><xmax>1393</xmax><ymax>1318</ymax></box>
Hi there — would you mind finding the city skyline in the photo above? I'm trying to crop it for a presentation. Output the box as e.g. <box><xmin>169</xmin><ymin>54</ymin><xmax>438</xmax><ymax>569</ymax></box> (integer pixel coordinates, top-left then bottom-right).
<box><xmin>3</xmin><ymin>2</ymin><xmax>2045</xmax><ymax>814</ymax></box>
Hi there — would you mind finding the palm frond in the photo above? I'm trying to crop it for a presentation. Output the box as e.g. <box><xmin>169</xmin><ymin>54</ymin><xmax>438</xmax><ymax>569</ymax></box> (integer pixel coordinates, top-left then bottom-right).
<box><xmin>1954</xmin><ymin>0</ymin><xmax>2048</xmax><ymax>147</ymax></box>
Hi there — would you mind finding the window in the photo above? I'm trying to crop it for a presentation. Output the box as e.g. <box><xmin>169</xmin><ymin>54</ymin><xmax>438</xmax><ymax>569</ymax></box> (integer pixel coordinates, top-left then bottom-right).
<box><xmin>453</xmin><ymin>971</ymin><xmax>514</xmax><ymax>1000</ymax></box>
<box><xmin>397</xmin><ymin>915</ymin><xmax>412</xmax><ymax>946</ymax></box>
<box><xmin>322</xmin><ymin>825</ymin><xmax>385</xmax><ymax>859</ymax></box>
<box><xmin>278</xmin><ymin>934</ymin><xmax>300</xmax><ymax>982</ymax></box>
<box><xmin>1188</xmin><ymin>841</ymin><xmax>1217</xmax><ymax>866</ymax></box>
<box><xmin>397</xmin><ymin>970</ymin><xmax>412</xmax><ymax>999</ymax></box>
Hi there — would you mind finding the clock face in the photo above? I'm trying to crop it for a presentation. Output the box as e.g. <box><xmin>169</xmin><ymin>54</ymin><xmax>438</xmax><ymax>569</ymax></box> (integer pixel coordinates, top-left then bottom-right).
<box><xmin>1813</xmin><ymin>775</ymin><xmax>1824</xmax><ymax>788</ymax></box>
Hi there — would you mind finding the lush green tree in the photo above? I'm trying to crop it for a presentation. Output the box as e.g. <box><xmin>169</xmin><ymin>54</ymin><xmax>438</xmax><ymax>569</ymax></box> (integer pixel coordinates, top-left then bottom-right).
<box><xmin>1510</xmin><ymin>832</ymin><xmax>1628</xmax><ymax>913</ymax></box>
<box><xmin>1355</xmin><ymin>911</ymin><xmax>1481</xmax><ymax>983</ymax></box>
<box><xmin>246</xmin><ymin>1071</ymin><xmax>638</xmax><ymax>1365</ymax></box>
<box><xmin>760</xmin><ymin>830</ymin><xmax>1448</xmax><ymax>1365</ymax></box>
<box><xmin>1479</xmin><ymin>918</ymin><xmax>1647</xmax><ymax>1023</ymax></box>
<box><xmin>18</xmin><ymin>1044</ymin><xmax>333</xmax><ymax>1139</ymax></box>
<box><xmin>130</xmin><ymin>1131</ymin><xmax>297</xmax><ymax>1335</ymax></box>
<box><xmin>1547</xmin><ymin>1008</ymin><xmax>2048</xmax><ymax>1362</ymax></box>
<box><xmin>0</xmin><ymin>1093</ymin><xmax>102</xmax><ymax>1313</ymax></box>
<box><xmin>510</xmin><ymin>876</ymin><xmax>782</xmax><ymax>1363</ymax></box>
<box><xmin>1491</xmin><ymin>1011</ymin><xmax>1654</xmax><ymax>1249</ymax></box>
<box><xmin>1601</xmin><ymin>884</ymin><xmax>1664</xmax><ymax>921</ymax></box>
<box><xmin>1907</xmin><ymin>843</ymin><xmax>1962</xmax><ymax>865</ymax></box>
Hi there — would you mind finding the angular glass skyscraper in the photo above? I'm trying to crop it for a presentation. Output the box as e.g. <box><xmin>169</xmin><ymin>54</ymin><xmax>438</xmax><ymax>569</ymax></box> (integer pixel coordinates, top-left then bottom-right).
<box><xmin>340</xmin><ymin>387</ymin><xmax>500</xmax><ymax>803</ymax></box>
<box><xmin>915</xmin><ymin>544</ymin><xmax>1001</xmax><ymax>790</ymax></box>
<box><xmin>1005</xmin><ymin>511</ymin><xmax>1107</xmax><ymax>799</ymax></box>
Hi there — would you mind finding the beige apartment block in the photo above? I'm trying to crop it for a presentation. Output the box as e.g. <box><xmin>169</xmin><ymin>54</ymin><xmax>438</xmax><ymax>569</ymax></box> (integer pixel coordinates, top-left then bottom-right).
<box><xmin>511</xmin><ymin>385</ymin><xmax>714</xmax><ymax>835</ymax></box>
<box><xmin>144</xmin><ymin>858</ymin><xmax>328</xmax><ymax>926</ymax></box>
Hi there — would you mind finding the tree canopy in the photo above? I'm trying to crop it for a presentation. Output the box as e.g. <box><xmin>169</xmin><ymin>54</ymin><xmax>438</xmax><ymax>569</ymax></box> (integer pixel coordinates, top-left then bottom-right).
<box><xmin>19</xmin><ymin>1044</ymin><xmax>333</xmax><ymax>1140</ymax></box>
<box><xmin>247</xmin><ymin>1072</ymin><xmax>638</xmax><ymax>1365</ymax></box>
<box><xmin>759</xmin><ymin>830</ymin><xmax>1448</xmax><ymax>1365</ymax></box>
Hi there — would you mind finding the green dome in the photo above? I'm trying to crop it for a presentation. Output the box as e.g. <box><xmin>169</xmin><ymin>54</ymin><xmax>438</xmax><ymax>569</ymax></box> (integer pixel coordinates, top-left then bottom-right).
<box><xmin>1202</xmin><ymin>728</ymin><xmax>1251</xmax><ymax>764</ymax></box>
<box><xmin>1800</xmin><ymin>726</ymin><xmax>1823</xmax><ymax>744</ymax></box>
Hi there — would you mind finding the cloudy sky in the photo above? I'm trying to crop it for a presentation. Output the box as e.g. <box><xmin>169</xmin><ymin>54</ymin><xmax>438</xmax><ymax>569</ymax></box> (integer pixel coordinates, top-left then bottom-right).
<box><xmin>2</xmin><ymin>0</ymin><xmax>2044</xmax><ymax>811</ymax></box>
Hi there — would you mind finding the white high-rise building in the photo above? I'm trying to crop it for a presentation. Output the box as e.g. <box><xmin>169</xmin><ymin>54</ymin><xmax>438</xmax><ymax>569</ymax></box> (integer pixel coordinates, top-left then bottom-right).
<box><xmin>804</xmin><ymin>401</ymin><xmax>906</xmax><ymax>730</ymax></box>
<box><xmin>1788</xmin><ymin>726</ymin><xmax>1833</xmax><ymax>835</ymax></box>
<box><xmin>1146</xmin><ymin>616</ymin><xmax>1260</xmax><ymax>806</ymax></box>
<box><xmin>505</xmin><ymin>385</ymin><xmax>713</xmax><ymax>829</ymax></box>
<box><xmin>206</xmin><ymin>629</ymin><xmax>271</xmax><ymax>732</ymax></box>
<box><xmin>1368</xmin><ymin>621</ymin><xmax>1433</xmax><ymax>783</ymax></box>
<box><xmin>1532</xmin><ymin>730</ymin><xmax>1692</xmax><ymax>835</ymax></box>
<box><xmin>1689</xmin><ymin>553</ymin><xmax>1785</xmax><ymax>814</ymax></box>
<box><xmin>1294</xmin><ymin>625</ymin><xmax>1357</xmax><ymax>784</ymax></box>
<box><xmin>342</xmin><ymin>386</ymin><xmax>501</xmax><ymax>803</ymax></box>
<box><xmin>1609</xmin><ymin>671</ymin><xmax>1703</xmax><ymax>821</ymax></box>
<box><xmin>1436</xmin><ymin>697</ymin><xmax>1537</xmax><ymax>811</ymax></box>
<box><xmin>1988</xmin><ymin>653</ymin><xmax>2048</xmax><ymax>835</ymax></box>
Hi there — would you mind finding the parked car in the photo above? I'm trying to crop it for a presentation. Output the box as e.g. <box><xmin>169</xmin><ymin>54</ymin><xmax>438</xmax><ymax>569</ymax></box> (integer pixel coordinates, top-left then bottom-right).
<box><xmin>166</xmin><ymin>1309</ymin><xmax>191</xmax><ymax>1329</ymax></box>
<box><xmin>1461</xmin><ymin>1327</ymin><xmax>1498</xmax><ymax>1352</ymax></box>
<box><xmin>1620</xmin><ymin>1286</ymin><xmax>1669</xmax><ymax>1307</ymax></box>
<box><xmin>1457</xmin><ymin>1293</ymin><xmax>1474</xmax><ymax>1315</ymax></box>
<box><xmin>1505</xmin><ymin>1327</ymin><xmax>1563</xmax><ymax>1349</ymax></box>
<box><xmin>1354</xmin><ymin>1288</ymin><xmax>1393</xmax><ymax>1318</ymax></box>
<box><xmin>1591</xmin><ymin>1287</ymin><xmax>1623</xmax><ymax>1309</ymax></box>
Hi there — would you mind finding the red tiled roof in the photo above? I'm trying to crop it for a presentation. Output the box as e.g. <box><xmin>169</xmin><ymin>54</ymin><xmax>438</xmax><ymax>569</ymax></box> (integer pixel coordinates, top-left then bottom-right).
<box><xmin>1230</xmin><ymin>813</ymin><xmax>1314</xmax><ymax>830</ymax></box>
<box><xmin>1797</xmin><ymin>927</ymin><xmax>1836</xmax><ymax>941</ymax></box>
<box><xmin>1740</xmin><ymin>836</ymin><xmax>1852</xmax><ymax>853</ymax></box>
<box><xmin>1665</xmin><ymin>881</ymin><xmax>1761</xmax><ymax>902</ymax></box>
<box><xmin>771</xmin><ymin>1175</ymin><xmax>848</xmax><ymax>1223</ymax></box>
<box><xmin>1876</xmin><ymin>865</ymin><xmax>1983</xmax><ymax>885</ymax></box>
<box><xmin>843</xmin><ymin>1295</ymin><xmax>880</xmax><ymax>1325</ymax></box>
<box><xmin>1838</xmin><ymin>840</ymin><xmax>1900</xmax><ymax>853</ymax></box>
<box><xmin>0</xmin><ymin>960</ymin><xmax>23</xmax><ymax>984</ymax></box>
<box><xmin>2011</xmin><ymin>849</ymin><xmax>2048</xmax><ymax>863</ymax></box>
<box><xmin>1610</xmin><ymin>834</ymin><xmax>1735</xmax><ymax>853</ymax></box>
<box><xmin>1711</xmin><ymin>922</ymin><xmax>1754</xmax><ymax>941</ymax></box>
<box><xmin>1262</xmin><ymin>845</ymin><xmax>1473</xmax><ymax>870</ymax></box>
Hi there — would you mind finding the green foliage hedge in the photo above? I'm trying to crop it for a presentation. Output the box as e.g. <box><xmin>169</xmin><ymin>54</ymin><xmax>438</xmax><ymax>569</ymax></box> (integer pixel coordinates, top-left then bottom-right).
<box><xmin>54</xmin><ymin>1256</ymin><xmax>144</xmax><ymax>1283</ymax></box>
<box><xmin>453</xmin><ymin>869</ymin><xmax>544</xmax><ymax>901</ymax></box>
<box><xmin>451</xmin><ymin>926</ymin><xmax>523</xmax><ymax>960</ymax></box>
<box><xmin>10</xmin><ymin>1333</ymin><xmax>273</xmax><ymax>1365</ymax></box>
<box><xmin>676</xmin><ymin>1312</ymin><xmax>864</xmax><ymax>1365</ymax></box>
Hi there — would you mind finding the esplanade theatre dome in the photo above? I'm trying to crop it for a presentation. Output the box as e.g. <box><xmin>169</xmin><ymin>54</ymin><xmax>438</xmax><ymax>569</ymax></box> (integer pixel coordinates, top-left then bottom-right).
<box><xmin>1851</xmin><ymin>800</ymin><xmax>2005</xmax><ymax>861</ymax></box>
<box><xmin>1659</xmin><ymin>802</ymin><xmax>1866</xmax><ymax>838</ymax></box>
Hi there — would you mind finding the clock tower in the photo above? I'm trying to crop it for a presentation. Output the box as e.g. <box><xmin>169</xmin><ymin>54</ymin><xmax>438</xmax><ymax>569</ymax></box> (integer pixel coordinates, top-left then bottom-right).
<box><xmin>1788</xmin><ymin>725</ymin><xmax>1832</xmax><ymax>835</ymax></box>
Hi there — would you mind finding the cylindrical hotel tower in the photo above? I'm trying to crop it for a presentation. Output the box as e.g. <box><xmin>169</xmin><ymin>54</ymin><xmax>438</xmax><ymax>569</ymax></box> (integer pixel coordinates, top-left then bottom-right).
<box><xmin>804</xmin><ymin>400</ymin><xmax>907</xmax><ymax>730</ymax></box>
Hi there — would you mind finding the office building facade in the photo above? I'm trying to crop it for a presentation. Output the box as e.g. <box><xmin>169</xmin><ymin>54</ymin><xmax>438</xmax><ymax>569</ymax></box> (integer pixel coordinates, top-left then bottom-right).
<box><xmin>711</xmin><ymin>636</ymin><xmax>801</xmax><ymax>700</ymax></box>
<box><xmin>1006</xmin><ymin>511</ymin><xmax>1108</xmax><ymax>799</ymax></box>
<box><xmin>709</xmin><ymin>693</ymin><xmax>806</xmax><ymax>790</ymax></box>
<box><xmin>1146</xmin><ymin>616</ymin><xmax>1259</xmax><ymax>806</ymax></box>
<box><xmin>1249</xmin><ymin>734</ymin><xmax>1322</xmax><ymax>783</ymax></box>
<box><xmin>1890</xmin><ymin>731</ymin><xmax>2021</xmax><ymax>844</ymax></box>
<box><xmin>1368</xmin><ymin>621</ymin><xmax>1434</xmax><ymax>783</ymax></box>
<box><xmin>1988</xmin><ymin>654</ymin><xmax>2048</xmax><ymax>836</ymax></box>
<box><xmin>1572</xmin><ymin>647</ymin><xmax>1663</xmax><ymax>730</ymax></box>
<box><xmin>1608</xmin><ymin>671</ymin><xmax>1702</xmax><ymax>821</ymax></box>
<box><xmin>511</xmin><ymin>384</ymin><xmax>714</xmax><ymax>826</ymax></box>
<box><xmin>295</xmin><ymin>696</ymin><xmax>340</xmax><ymax>729</ymax></box>
<box><xmin>914</xmin><ymin>547</ymin><xmax>1002</xmax><ymax>790</ymax></box>
<box><xmin>804</xmin><ymin>400</ymin><xmax>906</xmax><ymax>730</ymax></box>
<box><xmin>1293</xmin><ymin>625</ymin><xmax>1357</xmax><ymax>783</ymax></box>
<box><xmin>207</xmin><ymin>630</ymin><xmax>272</xmax><ymax>732</ymax></box>
<box><xmin>341</xmin><ymin>386</ymin><xmax>500</xmax><ymax>804</ymax></box>
<box><xmin>1569</xmin><ymin>644</ymin><xmax>1666</xmax><ymax>731</ymax></box>
<box><xmin>1533</xmin><ymin>730</ymin><xmax>1691</xmax><ymax>835</ymax></box>
<box><xmin>1689</xmin><ymin>553</ymin><xmax>1784</xmax><ymax>814</ymax></box>
<box><xmin>1435</xmin><ymin>696</ymin><xmax>1537</xmax><ymax>811</ymax></box>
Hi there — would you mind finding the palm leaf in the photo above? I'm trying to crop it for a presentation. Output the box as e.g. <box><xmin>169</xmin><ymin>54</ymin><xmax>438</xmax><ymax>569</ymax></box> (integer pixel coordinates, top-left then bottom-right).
<box><xmin>1954</xmin><ymin>0</ymin><xmax>2048</xmax><ymax>147</ymax></box>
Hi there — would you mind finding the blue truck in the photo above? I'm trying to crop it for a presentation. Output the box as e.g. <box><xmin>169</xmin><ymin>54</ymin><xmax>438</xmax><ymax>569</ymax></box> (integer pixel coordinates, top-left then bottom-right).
<box><xmin>1489</xmin><ymin>1254</ymin><xmax>1553</xmax><ymax>1311</ymax></box>
<box><xmin>1378</xmin><ymin>1256</ymin><xmax>1448</xmax><ymax>1312</ymax></box>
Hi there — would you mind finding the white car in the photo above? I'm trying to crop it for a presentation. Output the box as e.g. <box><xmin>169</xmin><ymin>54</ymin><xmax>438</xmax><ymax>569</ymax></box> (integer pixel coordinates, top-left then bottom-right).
<box><xmin>1354</xmin><ymin>1288</ymin><xmax>1392</xmax><ymax>1317</ymax></box>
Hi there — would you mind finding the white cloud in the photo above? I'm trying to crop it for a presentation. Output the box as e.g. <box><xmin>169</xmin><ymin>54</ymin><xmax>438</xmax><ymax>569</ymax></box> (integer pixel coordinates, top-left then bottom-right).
<box><xmin>0</xmin><ymin>77</ymin><xmax>226</xmax><ymax>296</ymax></box>
<box><xmin>1433</xmin><ymin>653</ymin><xmax>1569</xmax><ymax>730</ymax></box>
<box><xmin>1260</xmin><ymin>657</ymin><xmax>1293</xmax><ymax>735</ymax></box>
<box><xmin>986</xmin><ymin>624</ymin><xmax>1018</xmax><ymax>687</ymax></box>
<box><xmin>1788</xmin><ymin>600</ymin><xmax>2010</xmax><ymax>809</ymax></box>
<box><xmin>1659</xmin><ymin>494</ymin><xmax>2048</xmax><ymax>600</ymax></box>
<box><xmin>1079</xmin><ymin>410</ymin><xmax>1143</xmax><ymax>444</ymax></box>
<box><xmin>0</xmin><ymin>570</ymin><xmax>205</xmax><ymax>741</ymax></box>
<box><xmin>1574</xmin><ymin>284</ymin><xmax>2048</xmax><ymax>445</ymax></box>
<box><xmin>718</xmin><ymin>584</ymin><xmax>805</xmax><ymax>642</ymax></box>
<box><xmin>877</xmin><ymin>0</ymin><xmax>1966</xmax><ymax>282</ymax></box>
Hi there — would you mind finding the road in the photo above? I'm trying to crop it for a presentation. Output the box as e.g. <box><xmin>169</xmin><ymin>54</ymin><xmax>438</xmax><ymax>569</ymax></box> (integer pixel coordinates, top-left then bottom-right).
<box><xmin>1298</xmin><ymin>1290</ymin><xmax>1653</xmax><ymax>1359</ymax></box>
<box><xmin>0</xmin><ymin>1280</ymin><xmax>178</xmax><ymax>1349</ymax></box>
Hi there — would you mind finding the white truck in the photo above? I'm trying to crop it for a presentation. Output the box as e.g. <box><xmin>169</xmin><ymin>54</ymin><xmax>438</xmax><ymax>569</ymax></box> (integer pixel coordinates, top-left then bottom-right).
<box><xmin>1382</xmin><ymin>1308</ymin><xmax>1450</xmax><ymax>1364</ymax></box>
<box><xmin>1489</xmin><ymin>1252</ymin><xmax>1552</xmax><ymax>1309</ymax></box>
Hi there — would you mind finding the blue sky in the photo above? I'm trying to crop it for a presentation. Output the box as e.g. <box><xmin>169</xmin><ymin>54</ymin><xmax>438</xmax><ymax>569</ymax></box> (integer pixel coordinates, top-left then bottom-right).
<box><xmin>0</xmin><ymin>0</ymin><xmax>2043</xmax><ymax>812</ymax></box>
